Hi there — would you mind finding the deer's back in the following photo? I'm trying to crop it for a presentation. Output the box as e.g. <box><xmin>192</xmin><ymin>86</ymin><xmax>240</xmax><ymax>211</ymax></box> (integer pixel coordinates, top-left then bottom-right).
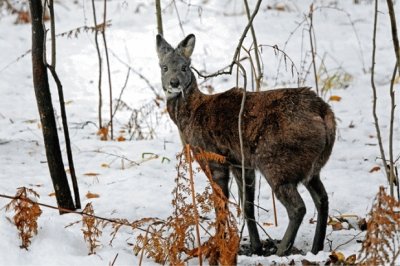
<box><xmin>178</xmin><ymin>87</ymin><xmax>335</xmax><ymax>182</ymax></box>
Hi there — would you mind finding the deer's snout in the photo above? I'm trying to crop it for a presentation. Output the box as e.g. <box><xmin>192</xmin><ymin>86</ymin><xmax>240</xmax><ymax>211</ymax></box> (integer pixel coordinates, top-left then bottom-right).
<box><xmin>170</xmin><ymin>78</ymin><xmax>180</xmax><ymax>88</ymax></box>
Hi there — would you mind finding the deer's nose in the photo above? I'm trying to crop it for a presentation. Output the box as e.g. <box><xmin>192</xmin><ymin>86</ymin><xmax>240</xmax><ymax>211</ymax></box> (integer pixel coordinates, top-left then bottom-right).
<box><xmin>170</xmin><ymin>78</ymin><xmax>180</xmax><ymax>88</ymax></box>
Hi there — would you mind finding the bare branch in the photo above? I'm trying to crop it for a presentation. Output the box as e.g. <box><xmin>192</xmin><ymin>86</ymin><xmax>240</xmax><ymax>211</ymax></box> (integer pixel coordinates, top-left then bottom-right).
<box><xmin>244</xmin><ymin>0</ymin><xmax>262</xmax><ymax>91</ymax></box>
<box><xmin>371</xmin><ymin>0</ymin><xmax>391</xmax><ymax>191</ymax></box>
<box><xmin>91</xmin><ymin>0</ymin><xmax>103</xmax><ymax>129</ymax></box>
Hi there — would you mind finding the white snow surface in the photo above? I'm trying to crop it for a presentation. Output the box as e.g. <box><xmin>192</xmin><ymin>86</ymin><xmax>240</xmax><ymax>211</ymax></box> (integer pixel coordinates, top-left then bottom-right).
<box><xmin>0</xmin><ymin>0</ymin><xmax>399</xmax><ymax>265</ymax></box>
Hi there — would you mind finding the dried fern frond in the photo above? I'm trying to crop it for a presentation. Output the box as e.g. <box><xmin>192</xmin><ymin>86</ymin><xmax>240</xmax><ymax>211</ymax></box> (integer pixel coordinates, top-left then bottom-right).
<box><xmin>192</xmin><ymin>147</ymin><xmax>226</xmax><ymax>165</ymax></box>
<box><xmin>82</xmin><ymin>203</ymin><xmax>103</xmax><ymax>255</ymax></box>
<box><xmin>359</xmin><ymin>186</ymin><xmax>400</xmax><ymax>265</ymax></box>
<box><xmin>4</xmin><ymin>187</ymin><xmax>42</xmax><ymax>249</ymax></box>
<box><xmin>132</xmin><ymin>145</ymin><xmax>239</xmax><ymax>265</ymax></box>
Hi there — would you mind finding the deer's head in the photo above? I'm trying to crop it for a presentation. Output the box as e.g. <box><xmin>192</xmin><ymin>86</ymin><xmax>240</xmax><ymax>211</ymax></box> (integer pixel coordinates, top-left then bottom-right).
<box><xmin>156</xmin><ymin>34</ymin><xmax>195</xmax><ymax>99</ymax></box>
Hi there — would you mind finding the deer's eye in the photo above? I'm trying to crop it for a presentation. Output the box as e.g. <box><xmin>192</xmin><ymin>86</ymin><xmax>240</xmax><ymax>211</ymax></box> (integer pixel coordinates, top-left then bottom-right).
<box><xmin>162</xmin><ymin>66</ymin><xmax>168</xmax><ymax>72</ymax></box>
<box><xmin>181</xmin><ymin>65</ymin><xmax>187</xmax><ymax>72</ymax></box>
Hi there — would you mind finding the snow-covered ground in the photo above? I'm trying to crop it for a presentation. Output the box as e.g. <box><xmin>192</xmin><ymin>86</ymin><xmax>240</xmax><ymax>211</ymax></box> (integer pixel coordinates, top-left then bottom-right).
<box><xmin>0</xmin><ymin>0</ymin><xmax>399</xmax><ymax>265</ymax></box>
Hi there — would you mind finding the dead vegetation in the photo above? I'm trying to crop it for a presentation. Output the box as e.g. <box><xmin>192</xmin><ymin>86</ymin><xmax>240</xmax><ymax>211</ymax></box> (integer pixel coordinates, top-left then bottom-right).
<box><xmin>0</xmin><ymin>145</ymin><xmax>239</xmax><ymax>264</ymax></box>
<box><xmin>132</xmin><ymin>145</ymin><xmax>239</xmax><ymax>265</ymax></box>
<box><xmin>4</xmin><ymin>187</ymin><xmax>42</xmax><ymax>249</ymax></box>
<box><xmin>359</xmin><ymin>186</ymin><xmax>400</xmax><ymax>265</ymax></box>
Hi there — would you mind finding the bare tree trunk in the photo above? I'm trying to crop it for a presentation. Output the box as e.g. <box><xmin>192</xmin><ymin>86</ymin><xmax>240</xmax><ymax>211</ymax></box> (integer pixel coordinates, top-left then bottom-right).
<box><xmin>29</xmin><ymin>0</ymin><xmax>75</xmax><ymax>213</ymax></box>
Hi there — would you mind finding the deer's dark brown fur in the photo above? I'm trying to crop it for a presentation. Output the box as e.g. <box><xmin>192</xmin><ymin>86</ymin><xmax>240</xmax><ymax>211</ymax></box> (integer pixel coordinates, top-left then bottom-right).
<box><xmin>157</xmin><ymin>34</ymin><xmax>336</xmax><ymax>257</ymax></box>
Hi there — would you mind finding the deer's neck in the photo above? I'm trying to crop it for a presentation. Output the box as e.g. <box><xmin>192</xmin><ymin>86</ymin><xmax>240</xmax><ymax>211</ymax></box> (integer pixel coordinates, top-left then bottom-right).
<box><xmin>166</xmin><ymin>72</ymin><xmax>204</xmax><ymax>129</ymax></box>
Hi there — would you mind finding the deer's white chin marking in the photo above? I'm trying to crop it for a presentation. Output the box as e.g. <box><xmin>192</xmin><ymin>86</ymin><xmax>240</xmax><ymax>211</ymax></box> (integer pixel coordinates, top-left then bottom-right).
<box><xmin>166</xmin><ymin>86</ymin><xmax>185</xmax><ymax>100</ymax></box>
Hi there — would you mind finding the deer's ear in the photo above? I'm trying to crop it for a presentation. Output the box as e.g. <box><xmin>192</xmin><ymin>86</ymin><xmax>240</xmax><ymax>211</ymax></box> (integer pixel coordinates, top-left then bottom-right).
<box><xmin>156</xmin><ymin>34</ymin><xmax>173</xmax><ymax>60</ymax></box>
<box><xmin>177</xmin><ymin>34</ymin><xmax>195</xmax><ymax>58</ymax></box>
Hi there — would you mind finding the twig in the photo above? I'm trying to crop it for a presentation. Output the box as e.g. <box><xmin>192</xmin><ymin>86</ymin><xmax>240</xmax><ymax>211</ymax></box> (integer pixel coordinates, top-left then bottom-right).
<box><xmin>274</xmin><ymin>17</ymin><xmax>307</xmax><ymax>87</ymax></box>
<box><xmin>91</xmin><ymin>0</ymin><xmax>103</xmax><ymax>129</ymax></box>
<box><xmin>259</xmin><ymin>44</ymin><xmax>300</xmax><ymax>86</ymax></box>
<box><xmin>109</xmin><ymin>253</ymin><xmax>119</xmax><ymax>266</ymax></box>
<box><xmin>110</xmin><ymin>68</ymin><xmax>130</xmax><ymax>125</ymax></box>
<box><xmin>316</xmin><ymin>6</ymin><xmax>367</xmax><ymax>72</ymax></box>
<box><xmin>100</xmin><ymin>0</ymin><xmax>113</xmax><ymax>140</ymax></box>
<box><xmin>241</xmin><ymin>47</ymin><xmax>257</xmax><ymax>91</ymax></box>
<box><xmin>194</xmin><ymin>0</ymin><xmax>262</xmax><ymax>79</ymax></box>
<box><xmin>0</xmin><ymin>193</ymin><xmax>163</xmax><ymax>236</ymax></box>
<box><xmin>172</xmin><ymin>0</ymin><xmax>185</xmax><ymax>37</ymax></box>
<box><xmin>244</xmin><ymin>0</ymin><xmax>262</xmax><ymax>91</ymax></box>
<box><xmin>185</xmin><ymin>145</ymin><xmax>202</xmax><ymax>266</ymax></box>
<box><xmin>86</xmin><ymin>150</ymin><xmax>139</xmax><ymax>166</ymax></box>
<box><xmin>308</xmin><ymin>4</ymin><xmax>319</xmax><ymax>95</ymax></box>
<box><xmin>235</xmin><ymin>61</ymin><xmax>248</xmax><ymax>231</ymax></box>
<box><xmin>389</xmin><ymin>63</ymin><xmax>398</xmax><ymax>198</ymax></box>
<box><xmin>108</xmin><ymin>49</ymin><xmax>162</xmax><ymax>100</ymax></box>
<box><xmin>333</xmin><ymin>231</ymin><xmax>364</xmax><ymax>251</ymax></box>
<box><xmin>371</xmin><ymin>0</ymin><xmax>391</xmax><ymax>192</ymax></box>
<box><xmin>0</xmin><ymin>194</ymin><xmax>169</xmax><ymax>238</ymax></box>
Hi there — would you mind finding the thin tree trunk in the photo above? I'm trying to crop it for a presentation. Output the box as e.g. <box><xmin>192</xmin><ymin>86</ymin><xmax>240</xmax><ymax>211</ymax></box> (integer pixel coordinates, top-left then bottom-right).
<box><xmin>101</xmin><ymin>0</ymin><xmax>113</xmax><ymax>140</ymax></box>
<box><xmin>386</xmin><ymin>0</ymin><xmax>400</xmax><ymax>77</ymax></box>
<box><xmin>91</xmin><ymin>0</ymin><xmax>103</xmax><ymax>129</ymax></box>
<box><xmin>29</xmin><ymin>0</ymin><xmax>75</xmax><ymax>213</ymax></box>
<box><xmin>155</xmin><ymin>0</ymin><xmax>163</xmax><ymax>35</ymax></box>
<box><xmin>371</xmin><ymin>0</ymin><xmax>391</xmax><ymax>194</ymax></box>
<box><xmin>386</xmin><ymin>0</ymin><xmax>400</xmax><ymax>197</ymax></box>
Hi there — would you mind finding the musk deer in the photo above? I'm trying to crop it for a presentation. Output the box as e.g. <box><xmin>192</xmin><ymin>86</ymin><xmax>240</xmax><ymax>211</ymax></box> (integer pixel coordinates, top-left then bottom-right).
<box><xmin>156</xmin><ymin>34</ymin><xmax>336</xmax><ymax>257</ymax></box>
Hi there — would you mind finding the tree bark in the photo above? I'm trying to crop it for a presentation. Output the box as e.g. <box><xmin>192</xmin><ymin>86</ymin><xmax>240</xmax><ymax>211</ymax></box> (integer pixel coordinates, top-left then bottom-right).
<box><xmin>29</xmin><ymin>0</ymin><xmax>75</xmax><ymax>213</ymax></box>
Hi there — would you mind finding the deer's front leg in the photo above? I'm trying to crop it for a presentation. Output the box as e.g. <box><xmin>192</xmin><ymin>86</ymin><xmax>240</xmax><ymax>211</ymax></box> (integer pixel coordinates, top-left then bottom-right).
<box><xmin>231</xmin><ymin>167</ymin><xmax>262</xmax><ymax>255</ymax></box>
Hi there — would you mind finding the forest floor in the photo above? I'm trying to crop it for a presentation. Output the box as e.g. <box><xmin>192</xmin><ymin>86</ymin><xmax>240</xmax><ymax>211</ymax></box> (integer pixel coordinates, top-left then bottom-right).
<box><xmin>0</xmin><ymin>0</ymin><xmax>399</xmax><ymax>265</ymax></box>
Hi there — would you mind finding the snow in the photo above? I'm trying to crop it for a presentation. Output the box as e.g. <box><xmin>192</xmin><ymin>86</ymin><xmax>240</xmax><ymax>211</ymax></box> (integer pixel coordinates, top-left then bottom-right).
<box><xmin>0</xmin><ymin>0</ymin><xmax>399</xmax><ymax>265</ymax></box>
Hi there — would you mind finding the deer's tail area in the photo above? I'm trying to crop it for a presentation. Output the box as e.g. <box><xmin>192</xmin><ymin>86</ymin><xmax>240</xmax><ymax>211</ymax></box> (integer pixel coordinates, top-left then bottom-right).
<box><xmin>319</xmin><ymin>105</ymin><xmax>336</xmax><ymax>168</ymax></box>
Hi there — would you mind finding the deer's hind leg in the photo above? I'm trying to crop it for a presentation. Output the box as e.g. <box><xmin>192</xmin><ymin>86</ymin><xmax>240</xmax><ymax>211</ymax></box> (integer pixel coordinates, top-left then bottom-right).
<box><xmin>231</xmin><ymin>167</ymin><xmax>262</xmax><ymax>255</ymax></box>
<box><xmin>273</xmin><ymin>182</ymin><xmax>306</xmax><ymax>256</ymax></box>
<box><xmin>304</xmin><ymin>173</ymin><xmax>328</xmax><ymax>254</ymax></box>
<box><xmin>259</xmin><ymin>164</ymin><xmax>306</xmax><ymax>256</ymax></box>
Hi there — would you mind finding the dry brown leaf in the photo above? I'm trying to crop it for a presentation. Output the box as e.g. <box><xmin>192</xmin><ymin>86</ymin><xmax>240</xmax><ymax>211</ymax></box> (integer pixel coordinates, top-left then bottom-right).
<box><xmin>345</xmin><ymin>254</ymin><xmax>357</xmax><ymax>264</ymax></box>
<box><xmin>262</xmin><ymin>222</ymin><xmax>274</xmax><ymax>227</ymax></box>
<box><xmin>116</xmin><ymin>136</ymin><xmax>126</xmax><ymax>142</ymax></box>
<box><xmin>330</xmin><ymin>251</ymin><xmax>345</xmax><ymax>263</ymax></box>
<box><xmin>329</xmin><ymin>95</ymin><xmax>342</xmax><ymax>102</ymax></box>
<box><xmin>100</xmin><ymin>163</ymin><xmax>109</xmax><ymax>168</ymax></box>
<box><xmin>86</xmin><ymin>191</ymin><xmax>100</xmax><ymax>199</ymax></box>
<box><xmin>15</xmin><ymin>11</ymin><xmax>30</xmax><ymax>24</ymax></box>
<box><xmin>84</xmin><ymin>172</ymin><xmax>100</xmax><ymax>176</ymax></box>
<box><xmin>97</xmin><ymin>127</ymin><xmax>109</xmax><ymax>141</ymax></box>
<box><xmin>48</xmin><ymin>192</ymin><xmax>56</xmax><ymax>197</ymax></box>
<box><xmin>369</xmin><ymin>166</ymin><xmax>380</xmax><ymax>173</ymax></box>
